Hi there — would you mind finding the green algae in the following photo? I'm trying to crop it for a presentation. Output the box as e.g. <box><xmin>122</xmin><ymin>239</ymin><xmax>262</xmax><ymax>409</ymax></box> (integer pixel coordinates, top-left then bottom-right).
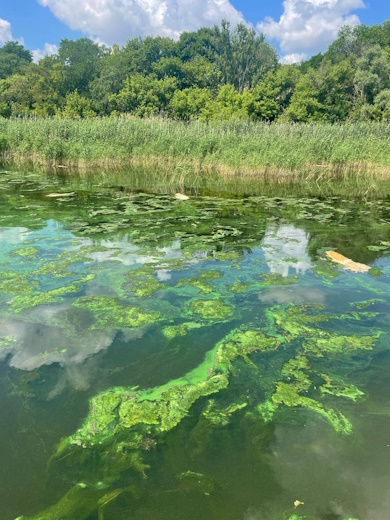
<box><xmin>351</xmin><ymin>298</ymin><xmax>385</xmax><ymax>309</ymax></box>
<box><xmin>12</xmin><ymin>246</ymin><xmax>39</xmax><ymax>259</ymax></box>
<box><xmin>176</xmin><ymin>270</ymin><xmax>221</xmax><ymax>295</ymax></box>
<box><xmin>2</xmin><ymin>182</ymin><xmax>390</xmax><ymax>520</ymax></box>
<box><xmin>213</xmin><ymin>250</ymin><xmax>243</xmax><ymax>262</ymax></box>
<box><xmin>260</xmin><ymin>355</ymin><xmax>354</xmax><ymax>435</ymax></box>
<box><xmin>53</xmin><ymin>328</ymin><xmax>276</xmax><ymax>460</ymax></box>
<box><xmin>9</xmin><ymin>274</ymin><xmax>96</xmax><ymax>313</ymax></box>
<box><xmin>14</xmin><ymin>483</ymin><xmax>124</xmax><ymax>520</ymax></box>
<box><xmin>0</xmin><ymin>271</ymin><xmax>37</xmax><ymax>296</ymax></box>
<box><xmin>202</xmin><ymin>399</ymin><xmax>247</xmax><ymax>426</ymax></box>
<box><xmin>162</xmin><ymin>322</ymin><xmax>202</xmax><ymax>339</ymax></box>
<box><xmin>31</xmin><ymin>245</ymin><xmax>107</xmax><ymax>278</ymax></box>
<box><xmin>313</xmin><ymin>258</ymin><xmax>341</xmax><ymax>280</ymax></box>
<box><xmin>303</xmin><ymin>333</ymin><xmax>377</xmax><ymax>358</ymax></box>
<box><xmin>319</xmin><ymin>375</ymin><xmax>364</xmax><ymax>401</ymax></box>
<box><xmin>187</xmin><ymin>299</ymin><xmax>233</xmax><ymax>320</ymax></box>
<box><xmin>128</xmin><ymin>274</ymin><xmax>166</xmax><ymax>298</ymax></box>
<box><xmin>229</xmin><ymin>281</ymin><xmax>252</xmax><ymax>293</ymax></box>
<box><xmin>72</xmin><ymin>296</ymin><xmax>162</xmax><ymax>329</ymax></box>
<box><xmin>0</xmin><ymin>335</ymin><xmax>16</xmax><ymax>351</ymax></box>
<box><xmin>176</xmin><ymin>470</ymin><xmax>215</xmax><ymax>494</ymax></box>
<box><xmin>259</xmin><ymin>273</ymin><xmax>299</xmax><ymax>286</ymax></box>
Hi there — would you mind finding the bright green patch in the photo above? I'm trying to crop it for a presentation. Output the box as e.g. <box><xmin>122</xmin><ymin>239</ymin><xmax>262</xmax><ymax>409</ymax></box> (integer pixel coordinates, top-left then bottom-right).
<box><xmin>176</xmin><ymin>270</ymin><xmax>221</xmax><ymax>295</ymax></box>
<box><xmin>72</xmin><ymin>296</ymin><xmax>162</xmax><ymax>329</ymax></box>
<box><xmin>188</xmin><ymin>299</ymin><xmax>233</xmax><ymax>320</ymax></box>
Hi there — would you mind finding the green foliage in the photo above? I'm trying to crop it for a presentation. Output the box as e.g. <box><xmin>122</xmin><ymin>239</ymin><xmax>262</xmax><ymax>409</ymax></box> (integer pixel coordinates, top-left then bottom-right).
<box><xmin>2</xmin><ymin>20</ymin><xmax>390</xmax><ymax>123</ymax></box>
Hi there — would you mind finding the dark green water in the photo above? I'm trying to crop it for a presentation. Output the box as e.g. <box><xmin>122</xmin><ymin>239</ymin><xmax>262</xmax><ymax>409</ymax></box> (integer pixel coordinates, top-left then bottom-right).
<box><xmin>1</xmin><ymin>168</ymin><xmax>390</xmax><ymax>520</ymax></box>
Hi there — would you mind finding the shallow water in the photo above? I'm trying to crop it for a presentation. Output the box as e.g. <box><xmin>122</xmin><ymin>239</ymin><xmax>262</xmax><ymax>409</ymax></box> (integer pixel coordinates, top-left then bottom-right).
<box><xmin>0</xmin><ymin>168</ymin><xmax>390</xmax><ymax>520</ymax></box>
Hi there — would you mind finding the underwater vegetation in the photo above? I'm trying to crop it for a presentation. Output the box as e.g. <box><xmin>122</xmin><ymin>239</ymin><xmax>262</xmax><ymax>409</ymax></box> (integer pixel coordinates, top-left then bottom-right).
<box><xmin>14</xmin><ymin>302</ymin><xmax>380</xmax><ymax>519</ymax></box>
<box><xmin>1</xmin><ymin>170</ymin><xmax>390</xmax><ymax>520</ymax></box>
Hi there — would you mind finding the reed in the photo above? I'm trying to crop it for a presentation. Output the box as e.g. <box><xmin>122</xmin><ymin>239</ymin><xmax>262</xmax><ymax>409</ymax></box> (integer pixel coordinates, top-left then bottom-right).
<box><xmin>1</xmin><ymin>117</ymin><xmax>390</xmax><ymax>179</ymax></box>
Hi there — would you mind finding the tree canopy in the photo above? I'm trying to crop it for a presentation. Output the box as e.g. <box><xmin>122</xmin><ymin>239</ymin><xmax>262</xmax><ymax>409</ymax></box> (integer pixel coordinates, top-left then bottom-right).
<box><xmin>1</xmin><ymin>20</ymin><xmax>390</xmax><ymax>122</ymax></box>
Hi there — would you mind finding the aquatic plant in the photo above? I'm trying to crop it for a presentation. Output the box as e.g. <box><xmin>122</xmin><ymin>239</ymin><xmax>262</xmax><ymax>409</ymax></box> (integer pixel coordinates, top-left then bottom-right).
<box><xmin>187</xmin><ymin>299</ymin><xmax>233</xmax><ymax>320</ymax></box>
<box><xmin>72</xmin><ymin>296</ymin><xmax>162</xmax><ymax>329</ymax></box>
<box><xmin>176</xmin><ymin>270</ymin><xmax>221</xmax><ymax>295</ymax></box>
<box><xmin>9</xmin><ymin>274</ymin><xmax>96</xmax><ymax>313</ymax></box>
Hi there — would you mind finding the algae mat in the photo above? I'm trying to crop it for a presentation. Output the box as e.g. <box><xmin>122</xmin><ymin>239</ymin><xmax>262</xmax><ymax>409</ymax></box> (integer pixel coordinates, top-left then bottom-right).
<box><xmin>0</xmin><ymin>168</ymin><xmax>390</xmax><ymax>520</ymax></box>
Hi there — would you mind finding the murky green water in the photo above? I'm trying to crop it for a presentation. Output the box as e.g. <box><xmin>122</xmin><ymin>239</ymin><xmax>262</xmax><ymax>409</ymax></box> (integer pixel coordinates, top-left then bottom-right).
<box><xmin>1</xmin><ymin>168</ymin><xmax>390</xmax><ymax>520</ymax></box>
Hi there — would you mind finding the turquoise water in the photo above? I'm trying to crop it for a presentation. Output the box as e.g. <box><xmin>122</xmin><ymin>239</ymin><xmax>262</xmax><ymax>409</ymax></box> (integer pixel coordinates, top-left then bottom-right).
<box><xmin>0</xmin><ymin>169</ymin><xmax>389</xmax><ymax>520</ymax></box>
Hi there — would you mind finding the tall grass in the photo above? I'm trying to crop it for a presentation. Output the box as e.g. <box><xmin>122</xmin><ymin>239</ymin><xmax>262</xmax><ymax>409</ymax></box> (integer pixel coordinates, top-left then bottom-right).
<box><xmin>1</xmin><ymin>117</ymin><xmax>390</xmax><ymax>177</ymax></box>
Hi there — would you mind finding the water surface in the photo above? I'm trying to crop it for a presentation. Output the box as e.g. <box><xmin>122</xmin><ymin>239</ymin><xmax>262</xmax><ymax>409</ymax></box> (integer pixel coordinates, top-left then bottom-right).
<box><xmin>0</xmin><ymin>168</ymin><xmax>390</xmax><ymax>520</ymax></box>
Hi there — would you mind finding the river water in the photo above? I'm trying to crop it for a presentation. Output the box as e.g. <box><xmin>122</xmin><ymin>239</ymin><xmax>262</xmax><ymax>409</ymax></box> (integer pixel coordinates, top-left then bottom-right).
<box><xmin>0</xmin><ymin>168</ymin><xmax>389</xmax><ymax>520</ymax></box>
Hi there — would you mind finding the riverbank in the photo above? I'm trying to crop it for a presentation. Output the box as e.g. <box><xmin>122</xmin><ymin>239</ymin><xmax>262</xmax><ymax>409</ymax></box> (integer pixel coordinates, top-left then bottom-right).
<box><xmin>1</xmin><ymin>118</ymin><xmax>390</xmax><ymax>179</ymax></box>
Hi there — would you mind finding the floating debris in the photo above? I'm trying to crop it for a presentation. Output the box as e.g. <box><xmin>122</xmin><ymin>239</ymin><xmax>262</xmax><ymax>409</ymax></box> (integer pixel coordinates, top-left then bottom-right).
<box><xmin>46</xmin><ymin>192</ymin><xmax>75</xmax><ymax>198</ymax></box>
<box><xmin>294</xmin><ymin>500</ymin><xmax>304</xmax><ymax>508</ymax></box>
<box><xmin>175</xmin><ymin>193</ymin><xmax>189</xmax><ymax>201</ymax></box>
<box><xmin>326</xmin><ymin>251</ymin><xmax>370</xmax><ymax>273</ymax></box>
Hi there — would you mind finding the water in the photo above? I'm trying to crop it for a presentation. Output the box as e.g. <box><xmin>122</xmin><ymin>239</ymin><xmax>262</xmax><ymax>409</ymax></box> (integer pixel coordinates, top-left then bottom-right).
<box><xmin>0</xmin><ymin>168</ymin><xmax>390</xmax><ymax>520</ymax></box>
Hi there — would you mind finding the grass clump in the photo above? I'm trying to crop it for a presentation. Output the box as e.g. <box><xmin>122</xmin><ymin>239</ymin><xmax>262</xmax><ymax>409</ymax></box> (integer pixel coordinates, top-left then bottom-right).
<box><xmin>2</xmin><ymin>118</ymin><xmax>390</xmax><ymax>178</ymax></box>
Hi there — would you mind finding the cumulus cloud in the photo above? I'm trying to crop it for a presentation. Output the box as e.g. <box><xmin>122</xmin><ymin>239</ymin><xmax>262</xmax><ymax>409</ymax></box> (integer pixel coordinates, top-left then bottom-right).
<box><xmin>32</xmin><ymin>42</ymin><xmax>58</xmax><ymax>62</ymax></box>
<box><xmin>38</xmin><ymin>0</ymin><xmax>244</xmax><ymax>45</ymax></box>
<box><xmin>258</xmin><ymin>0</ymin><xmax>366</xmax><ymax>62</ymax></box>
<box><xmin>0</xmin><ymin>17</ymin><xmax>14</xmax><ymax>45</ymax></box>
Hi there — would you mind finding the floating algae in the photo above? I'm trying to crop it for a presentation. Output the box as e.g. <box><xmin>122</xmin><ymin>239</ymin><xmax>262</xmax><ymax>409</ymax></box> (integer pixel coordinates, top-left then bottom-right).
<box><xmin>16</xmin><ymin>299</ymin><xmax>383</xmax><ymax>519</ymax></box>
<box><xmin>2</xmin><ymin>177</ymin><xmax>390</xmax><ymax>519</ymax></box>
<box><xmin>176</xmin><ymin>270</ymin><xmax>221</xmax><ymax>295</ymax></box>
<box><xmin>259</xmin><ymin>273</ymin><xmax>299</xmax><ymax>286</ymax></box>
<box><xmin>12</xmin><ymin>246</ymin><xmax>39</xmax><ymax>259</ymax></box>
<box><xmin>187</xmin><ymin>298</ymin><xmax>234</xmax><ymax>320</ymax></box>
<box><xmin>259</xmin><ymin>355</ymin><xmax>354</xmax><ymax>435</ymax></box>
<box><xmin>9</xmin><ymin>274</ymin><xmax>96</xmax><ymax>313</ymax></box>
<box><xmin>72</xmin><ymin>296</ymin><xmax>162</xmax><ymax>330</ymax></box>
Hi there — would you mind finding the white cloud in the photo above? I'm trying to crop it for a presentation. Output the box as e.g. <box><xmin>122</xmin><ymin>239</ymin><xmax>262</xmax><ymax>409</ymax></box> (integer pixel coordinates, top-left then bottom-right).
<box><xmin>38</xmin><ymin>0</ymin><xmax>245</xmax><ymax>45</ymax></box>
<box><xmin>280</xmin><ymin>52</ymin><xmax>306</xmax><ymax>64</ymax></box>
<box><xmin>0</xmin><ymin>17</ymin><xmax>14</xmax><ymax>45</ymax></box>
<box><xmin>32</xmin><ymin>43</ymin><xmax>58</xmax><ymax>62</ymax></box>
<box><xmin>258</xmin><ymin>0</ymin><xmax>366</xmax><ymax>61</ymax></box>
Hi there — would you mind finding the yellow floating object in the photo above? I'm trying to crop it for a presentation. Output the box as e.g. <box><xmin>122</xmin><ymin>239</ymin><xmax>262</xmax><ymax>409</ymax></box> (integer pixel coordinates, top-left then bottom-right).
<box><xmin>326</xmin><ymin>251</ymin><xmax>370</xmax><ymax>273</ymax></box>
<box><xmin>175</xmin><ymin>193</ymin><xmax>189</xmax><ymax>201</ymax></box>
<box><xmin>294</xmin><ymin>500</ymin><xmax>304</xmax><ymax>508</ymax></box>
<box><xmin>46</xmin><ymin>192</ymin><xmax>75</xmax><ymax>198</ymax></box>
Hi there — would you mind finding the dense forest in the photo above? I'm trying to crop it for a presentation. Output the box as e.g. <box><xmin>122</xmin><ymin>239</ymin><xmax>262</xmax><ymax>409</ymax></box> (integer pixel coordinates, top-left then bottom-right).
<box><xmin>1</xmin><ymin>20</ymin><xmax>390</xmax><ymax>122</ymax></box>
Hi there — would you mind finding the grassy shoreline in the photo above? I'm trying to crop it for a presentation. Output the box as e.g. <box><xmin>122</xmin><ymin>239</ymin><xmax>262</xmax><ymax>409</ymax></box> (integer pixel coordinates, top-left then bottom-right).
<box><xmin>1</xmin><ymin>118</ymin><xmax>390</xmax><ymax>179</ymax></box>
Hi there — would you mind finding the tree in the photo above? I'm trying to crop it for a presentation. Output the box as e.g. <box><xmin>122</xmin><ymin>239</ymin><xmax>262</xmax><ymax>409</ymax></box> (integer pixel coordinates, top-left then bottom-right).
<box><xmin>62</xmin><ymin>91</ymin><xmax>96</xmax><ymax>118</ymax></box>
<box><xmin>0</xmin><ymin>42</ymin><xmax>32</xmax><ymax>79</ymax></box>
<box><xmin>170</xmin><ymin>87</ymin><xmax>212</xmax><ymax>120</ymax></box>
<box><xmin>111</xmin><ymin>74</ymin><xmax>177</xmax><ymax>117</ymax></box>
<box><xmin>58</xmin><ymin>38</ymin><xmax>106</xmax><ymax>94</ymax></box>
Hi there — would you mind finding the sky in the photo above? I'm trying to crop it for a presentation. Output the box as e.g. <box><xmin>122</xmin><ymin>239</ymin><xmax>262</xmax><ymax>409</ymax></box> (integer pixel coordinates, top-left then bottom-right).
<box><xmin>0</xmin><ymin>0</ymin><xmax>389</xmax><ymax>63</ymax></box>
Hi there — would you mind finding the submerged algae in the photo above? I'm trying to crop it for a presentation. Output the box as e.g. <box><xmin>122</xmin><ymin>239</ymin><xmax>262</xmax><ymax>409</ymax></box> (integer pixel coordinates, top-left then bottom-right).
<box><xmin>259</xmin><ymin>273</ymin><xmax>299</xmax><ymax>286</ymax></box>
<box><xmin>12</xmin><ymin>246</ymin><xmax>39</xmax><ymax>259</ymax></box>
<box><xmin>319</xmin><ymin>374</ymin><xmax>364</xmax><ymax>401</ymax></box>
<box><xmin>188</xmin><ymin>299</ymin><xmax>233</xmax><ymax>320</ymax></box>
<box><xmin>54</xmin><ymin>328</ymin><xmax>276</xmax><ymax>454</ymax></box>
<box><xmin>72</xmin><ymin>296</ymin><xmax>162</xmax><ymax>329</ymax></box>
<box><xmin>260</xmin><ymin>355</ymin><xmax>353</xmax><ymax>435</ymax></box>
<box><xmin>9</xmin><ymin>274</ymin><xmax>96</xmax><ymax>313</ymax></box>
<box><xmin>15</xmin><ymin>297</ymin><xmax>382</xmax><ymax>519</ymax></box>
<box><xmin>0</xmin><ymin>271</ymin><xmax>38</xmax><ymax>296</ymax></box>
<box><xmin>162</xmin><ymin>322</ymin><xmax>202</xmax><ymax>339</ymax></box>
<box><xmin>176</xmin><ymin>270</ymin><xmax>221</xmax><ymax>295</ymax></box>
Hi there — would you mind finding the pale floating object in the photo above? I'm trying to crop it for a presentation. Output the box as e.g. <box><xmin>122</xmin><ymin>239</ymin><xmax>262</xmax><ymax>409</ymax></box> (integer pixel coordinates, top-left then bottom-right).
<box><xmin>46</xmin><ymin>192</ymin><xmax>76</xmax><ymax>198</ymax></box>
<box><xmin>294</xmin><ymin>500</ymin><xmax>304</xmax><ymax>508</ymax></box>
<box><xmin>326</xmin><ymin>251</ymin><xmax>370</xmax><ymax>273</ymax></box>
<box><xmin>175</xmin><ymin>193</ymin><xmax>189</xmax><ymax>201</ymax></box>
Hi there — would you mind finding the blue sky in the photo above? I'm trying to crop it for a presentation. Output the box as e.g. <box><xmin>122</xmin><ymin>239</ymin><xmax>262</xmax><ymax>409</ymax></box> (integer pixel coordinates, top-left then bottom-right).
<box><xmin>0</xmin><ymin>1</ymin><xmax>389</xmax><ymax>63</ymax></box>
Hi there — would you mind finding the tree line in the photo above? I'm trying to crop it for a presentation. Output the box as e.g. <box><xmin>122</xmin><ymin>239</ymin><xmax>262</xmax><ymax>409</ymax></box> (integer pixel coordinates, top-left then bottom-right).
<box><xmin>1</xmin><ymin>20</ymin><xmax>390</xmax><ymax>122</ymax></box>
